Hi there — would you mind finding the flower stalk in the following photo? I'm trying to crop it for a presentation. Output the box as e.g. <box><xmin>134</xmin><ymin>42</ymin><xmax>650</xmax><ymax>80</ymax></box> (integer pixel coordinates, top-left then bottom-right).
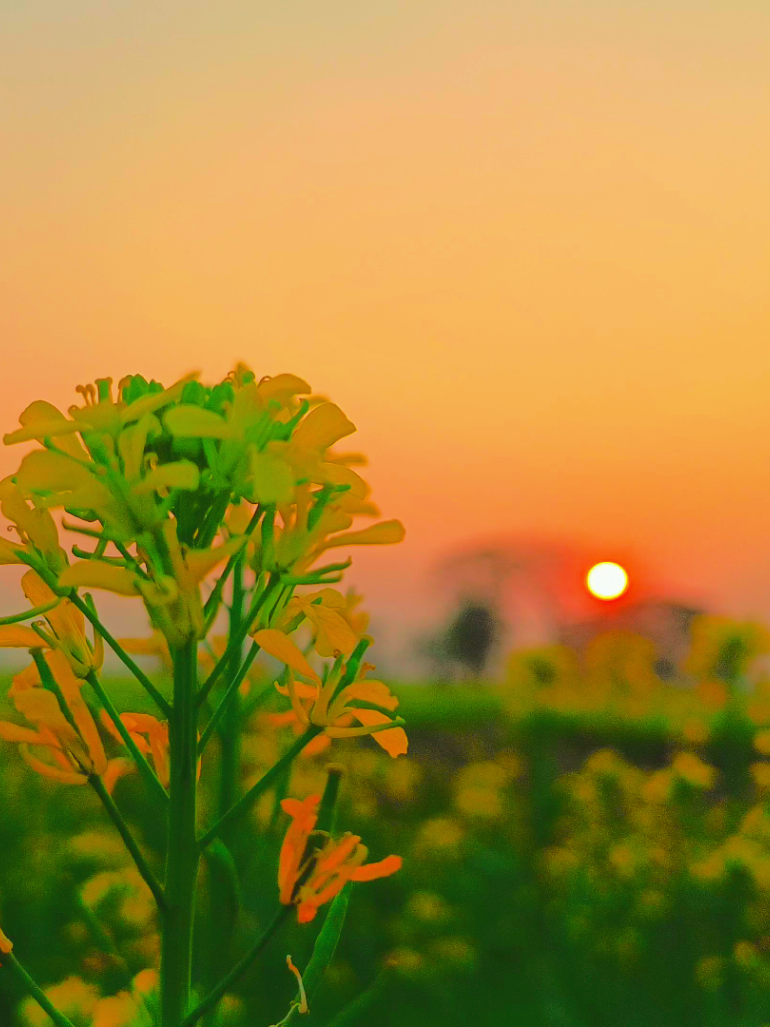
<box><xmin>0</xmin><ymin>365</ymin><xmax>407</xmax><ymax>1027</ymax></box>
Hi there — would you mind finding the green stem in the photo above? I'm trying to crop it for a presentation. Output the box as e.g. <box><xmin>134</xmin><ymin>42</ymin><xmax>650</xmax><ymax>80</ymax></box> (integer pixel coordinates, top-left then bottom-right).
<box><xmin>89</xmin><ymin>775</ymin><xmax>167</xmax><ymax>910</ymax></box>
<box><xmin>202</xmin><ymin>558</ymin><xmax>245</xmax><ymax>1027</ymax></box>
<box><xmin>161</xmin><ymin>639</ymin><xmax>201</xmax><ymax>1027</ymax></box>
<box><xmin>180</xmin><ymin>907</ymin><xmax>290</xmax><ymax>1027</ymax></box>
<box><xmin>196</xmin><ymin>576</ymin><xmax>280</xmax><ymax>707</ymax></box>
<box><xmin>85</xmin><ymin>670</ymin><xmax>169</xmax><ymax>806</ymax></box>
<box><xmin>0</xmin><ymin>598</ymin><xmax>62</xmax><ymax>626</ymax></box>
<box><xmin>217</xmin><ymin>557</ymin><xmax>244</xmax><ymax>843</ymax></box>
<box><xmin>199</xmin><ymin>727</ymin><xmax>320</xmax><ymax>851</ymax></box>
<box><xmin>4</xmin><ymin>952</ymin><xmax>78</xmax><ymax>1027</ymax></box>
<box><xmin>72</xmin><ymin>594</ymin><xmax>172</xmax><ymax>716</ymax></box>
<box><xmin>198</xmin><ymin>641</ymin><xmax>259</xmax><ymax>755</ymax></box>
<box><xmin>203</xmin><ymin>506</ymin><xmax>262</xmax><ymax>628</ymax></box>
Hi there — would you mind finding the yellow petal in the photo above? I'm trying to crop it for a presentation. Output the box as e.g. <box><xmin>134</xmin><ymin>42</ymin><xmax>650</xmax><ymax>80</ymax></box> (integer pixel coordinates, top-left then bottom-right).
<box><xmin>321</xmin><ymin>520</ymin><xmax>406</xmax><ymax>551</ymax></box>
<box><xmin>292</xmin><ymin>403</ymin><xmax>356</xmax><ymax>452</ymax></box>
<box><xmin>339</xmin><ymin>680</ymin><xmax>399</xmax><ymax>712</ymax></box>
<box><xmin>163</xmin><ymin>404</ymin><xmax>234</xmax><ymax>439</ymax></box>
<box><xmin>4</xmin><ymin>417</ymin><xmax>83</xmax><ymax>446</ymax></box>
<box><xmin>0</xmin><ymin>538</ymin><xmax>26</xmax><ymax>565</ymax></box>
<box><xmin>117</xmin><ymin>415</ymin><xmax>161</xmax><ymax>481</ymax></box>
<box><xmin>0</xmin><ymin>720</ymin><xmax>48</xmax><ymax>745</ymax></box>
<box><xmin>59</xmin><ymin>562</ymin><xmax>141</xmax><ymax>596</ymax></box>
<box><xmin>252</xmin><ymin>628</ymin><xmax>321</xmax><ymax>683</ymax></box>
<box><xmin>247</xmin><ymin>450</ymin><xmax>295</xmax><ymax>506</ymax></box>
<box><xmin>317</xmin><ymin>462</ymin><xmax>368</xmax><ymax>499</ymax></box>
<box><xmin>306</xmin><ymin>606</ymin><xmax>357</xmax><ymax>657</ymax></box>
<box><xmin>46</xmin><ymin>650</ymin><xmax>107</xmax><ymax>775</ymax></box>
<box><xmin>0</xmin><ymin>625</ymin><xmax>48</xmax><ymax>648</ymax></box>
<box><xmin>19</xmin><ymin>745</ymin><xmax>89</xmax><ymax>784</ymax></box>
<box><xmin>13</xmin><ymin>687</ymin><xmax>84</xmax><ymax>755</ymax></box>
<box><xmin>351</xmin><ymin>708</ymin><xmax>408</xmax><ymax>758</ymax></box>
<box><xmin>134</xmin><ymin>460</ymin><xmax>200</xmax><ymax>495</ymax></box>
<box><xmin>20</xmin><ymin>568</ymin><xmax>57</xmax><ymax>608</ymax></box>
<box><xmin>257</xmin><ymin>374</ymin><xmax>312</xmax><ymax>407</ymax></box>
<box><xmin>185</xmin><ymin>537</ymin><xmax>244</xmax><ymax>584</ymax></box>
<box><xmin>0</xmin><ymin>474</ymin><xmax>61</xmax><ymax>562</ymax></box>
<box><xmin>15</xmin><ymin>449</ymin><xmax>95</xmax><ymax>494</ymax></box>
<box><xmin>10</xmin><ymin>400</ymin><xmax>89</xmax><ymax>458</ymax></box>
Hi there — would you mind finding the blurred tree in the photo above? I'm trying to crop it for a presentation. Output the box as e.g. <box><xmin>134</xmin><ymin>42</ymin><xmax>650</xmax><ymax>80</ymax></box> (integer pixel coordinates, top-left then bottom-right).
<box><xmin>420</xmin><ymin>600</ymin><xmax>500</xmax><ymax>681</ymax></box>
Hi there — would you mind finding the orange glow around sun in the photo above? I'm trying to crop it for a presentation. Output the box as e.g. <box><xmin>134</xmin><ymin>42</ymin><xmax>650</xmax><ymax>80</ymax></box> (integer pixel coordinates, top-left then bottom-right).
<box><xmin>586</xmin><ymin>562</ymin><xmax>629</xmax><ymax>601</ymax></box>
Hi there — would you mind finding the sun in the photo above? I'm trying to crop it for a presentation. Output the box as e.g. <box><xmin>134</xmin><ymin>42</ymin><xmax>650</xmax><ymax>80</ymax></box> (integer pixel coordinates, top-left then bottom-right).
<box><xmin>586</xmin><ymin>561</ymin><xmax>628</xmax><ymax>601</ymax></box>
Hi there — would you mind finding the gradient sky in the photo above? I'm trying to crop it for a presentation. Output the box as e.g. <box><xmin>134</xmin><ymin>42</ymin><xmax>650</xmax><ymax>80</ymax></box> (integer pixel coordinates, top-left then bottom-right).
<box><xmin>3</xmin><ymin>2</ymin><xmax>770</xmax><ymax>650</ymax></box>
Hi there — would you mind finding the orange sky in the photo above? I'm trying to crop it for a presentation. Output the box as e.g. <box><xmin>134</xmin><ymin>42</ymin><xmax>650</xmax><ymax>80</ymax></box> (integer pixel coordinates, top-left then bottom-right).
<box><xmin>3</xmin><ymin>2</ymin><xmax>770</xmax><ymax>649</ymax></box>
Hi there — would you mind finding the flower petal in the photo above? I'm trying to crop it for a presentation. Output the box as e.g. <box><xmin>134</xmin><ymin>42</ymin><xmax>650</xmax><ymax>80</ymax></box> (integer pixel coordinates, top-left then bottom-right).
<box><xmin>0</xmin><ymin>625</ymin><xmax>48</xmax><ymax>648</ymax></box>
<box><xmin>292</xmin><ymin>403</ymin><xmax>355</xmax><ymax>452</ymax></box>
<box><xmin>349</xmin><ymin>854</ymin><xmax>403</xmax><ymax>882</ymax></box>
<box><xmin>253</xmin><ymin>629</ymin><xmax>321</xmax><ymax>683</ymax></box>
<box><xmin>59</xmin><ymin>562</ymin><xmax>141</xmax><ymax>596</ymax></box>
<box><xmin>321</xmin><ymin>520</ymin><xmax>405</xmax><ymax>551</ymax></box>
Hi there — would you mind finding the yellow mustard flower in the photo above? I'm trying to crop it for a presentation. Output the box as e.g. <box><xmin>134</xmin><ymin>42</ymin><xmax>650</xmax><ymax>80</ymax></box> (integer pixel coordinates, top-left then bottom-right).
<box><xmin>254</xmin><ymin>628</ymin><xmax>407</xmax><ymax>758</ymax></box>
<box><xmin>0</xmin><ymin>650</ymin><xmax>107</xmax><ymax>784</ymax></box>
<box><xmin>671</xmin><ymin>752</ymin><xmax>717</xmax><ymax>790</ymax></box>
<box><xmin>0</xmin><ymin>569</ymin><xmax>103</xmax><ymax>677</ymax></box>
<box><xmin>0</xmin><ymin>476</ymin><xmax>67</xmax><ymax>573</ymax></box>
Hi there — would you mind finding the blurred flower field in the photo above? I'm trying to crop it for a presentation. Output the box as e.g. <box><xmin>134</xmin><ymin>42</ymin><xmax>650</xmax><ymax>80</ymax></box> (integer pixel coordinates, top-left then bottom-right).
<box><xmin>6</xmin><ymin>616</ymin><xmax>770</xmax><ymax>1026</ymax></box>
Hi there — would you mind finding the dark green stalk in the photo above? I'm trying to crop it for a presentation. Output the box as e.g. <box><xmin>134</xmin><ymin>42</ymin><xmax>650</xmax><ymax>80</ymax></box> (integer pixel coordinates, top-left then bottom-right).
<box><xmin>180</xmin><ymin>907</ymin><xmax>290</xmax><ymax>1027</ymax></box>
<box><xmin>90</xmin><ymin>775</ymin><xmax>167</xmax><ymax>910</ymax></box>
<box><xmin>4</xmin><ymin>952</ymin><xmax>78</xmax><ymax>1027</ymax></box>
<box><xmin>85</xmin><ymin>670</ymin><xmax>169</xmax><ymax>806</ymax></box>
<box><xmin>161</xmin><ymin>639</ymin><xmax>201</xmax><ymax>1027</ymax></box>
<box><xmin>71</xmin><ymin>593</ymin><xmax>172</xmax><ymax>716</ymax></box>
<box><xmin>199</xmin><ymin>727</ymin><xmax>321</xmax><ymax>851</ymax></box>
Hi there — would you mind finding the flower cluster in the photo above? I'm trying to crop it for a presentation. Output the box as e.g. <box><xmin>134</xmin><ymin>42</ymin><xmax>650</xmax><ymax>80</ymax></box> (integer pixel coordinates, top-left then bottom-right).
<box><xmin>0</xmin><ymin>365</ymin><xmax>407</xmax><ymax>1027</ymax></box>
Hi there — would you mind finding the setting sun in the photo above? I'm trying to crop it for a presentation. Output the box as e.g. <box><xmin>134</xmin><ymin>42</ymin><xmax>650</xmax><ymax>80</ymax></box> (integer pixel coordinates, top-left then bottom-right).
<box><xmin>586</xmin><ymin>561</ymin><xmax>629</xmax><ymax>601</ymax></box>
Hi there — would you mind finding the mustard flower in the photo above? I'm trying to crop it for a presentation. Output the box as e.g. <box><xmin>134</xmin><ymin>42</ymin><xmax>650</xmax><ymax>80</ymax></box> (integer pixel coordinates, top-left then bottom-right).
<box><xmin>0</xmin><ymin>650</ymin><xmax>107</xmax><ymax>784</ymax></box>
<box><xmin>254</xmin><ymin>628</ymin><xmax>408</xmax><ymax>758</ymax></box>
<box><xmin>278</xmin><ymin>794</ymin><xmax>402</xmax><ymax>923</ymax></box>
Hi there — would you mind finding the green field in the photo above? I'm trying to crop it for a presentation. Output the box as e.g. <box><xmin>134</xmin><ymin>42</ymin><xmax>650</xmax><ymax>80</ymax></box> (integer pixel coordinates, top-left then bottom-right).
<box><xmin>4</xmin><ymin>670</ymin><xmax>770</xmax><ymax>1027</ymax></box>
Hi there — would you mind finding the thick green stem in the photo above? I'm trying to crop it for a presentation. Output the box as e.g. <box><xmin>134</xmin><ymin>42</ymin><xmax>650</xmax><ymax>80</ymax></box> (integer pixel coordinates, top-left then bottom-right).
<box><xmin>161</xmin><ymin>639</ymin><xmax>200</xmax><ymax>1027</ymax></box>
<box><xmin>201</xmin><ymin>559</ymin><xmax>244</xmax><ymax>1027</ymax></box>
<box><xmin>4</xmin><ymin>952</ymin><xmax>78</xmax><ymax>1027</ymax></box>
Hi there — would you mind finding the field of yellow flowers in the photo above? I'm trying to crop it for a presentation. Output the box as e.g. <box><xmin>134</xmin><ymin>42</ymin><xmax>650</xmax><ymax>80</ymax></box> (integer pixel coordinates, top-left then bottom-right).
<box><xmin>4</xmin><ymin>615</ymin><xmax>770</xmax><ymax>1026</ymax></box>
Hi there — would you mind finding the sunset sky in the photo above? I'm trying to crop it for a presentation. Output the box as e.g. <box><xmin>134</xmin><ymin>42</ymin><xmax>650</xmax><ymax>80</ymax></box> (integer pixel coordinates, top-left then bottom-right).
<box><xmin>3</xmin><ymin>2</ymin><xmax>770</xmax><ymax>653</ymax></box>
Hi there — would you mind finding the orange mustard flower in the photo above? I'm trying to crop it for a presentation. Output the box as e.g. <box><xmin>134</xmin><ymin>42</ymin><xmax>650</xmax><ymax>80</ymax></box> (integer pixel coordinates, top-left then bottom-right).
<box><xmin>277</xmin><ymin>795</ymin><xmax>402</xmax><ymax>923</ymax></box>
